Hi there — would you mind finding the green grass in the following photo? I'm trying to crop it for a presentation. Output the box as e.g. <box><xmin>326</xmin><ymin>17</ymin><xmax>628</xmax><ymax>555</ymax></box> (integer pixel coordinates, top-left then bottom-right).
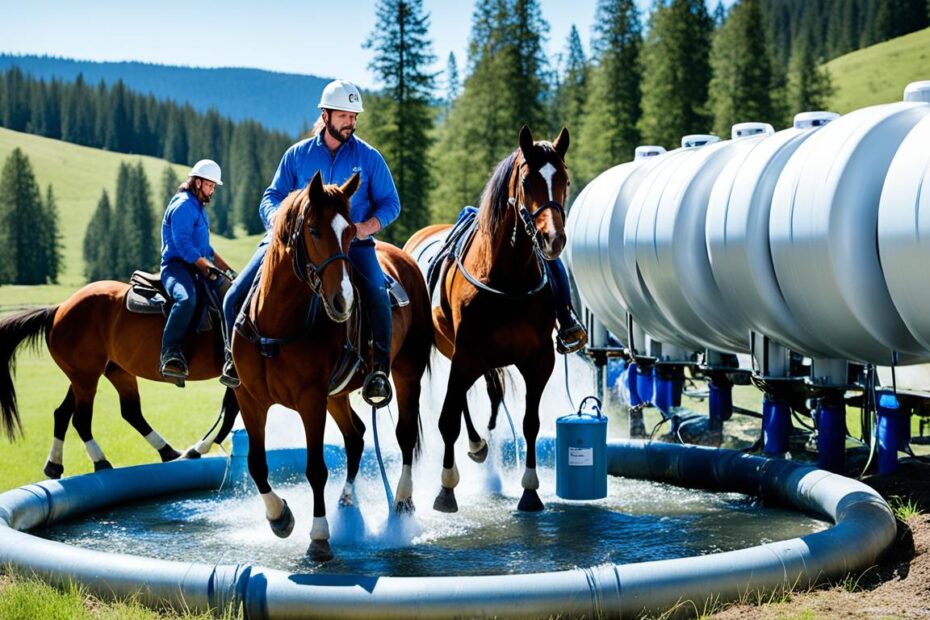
<box><xmin>0</xmin><ymin>127</ymin><xmax>264</xmax><ymax>295</ymax></box>
<box><xmin>0</xmin><ymin>572</ymin><xmax>240</xmax><ymax>620</ymax></box>
<box><xmin>825</xmin><ymin>27</ymin><xmax>930</xmax><ymax>114</ymax></box>
<box><xmin>889</xmin><ymin>495</ymin><xmax>923</xmax><ymax>521</ymax></box>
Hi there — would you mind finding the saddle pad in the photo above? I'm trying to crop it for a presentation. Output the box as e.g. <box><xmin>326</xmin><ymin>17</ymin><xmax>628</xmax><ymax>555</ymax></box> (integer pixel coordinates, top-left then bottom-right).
<box><xmin>125</xmin><ymin>287</ymin><xmax>167</xmax><ymax>315</ymax></box>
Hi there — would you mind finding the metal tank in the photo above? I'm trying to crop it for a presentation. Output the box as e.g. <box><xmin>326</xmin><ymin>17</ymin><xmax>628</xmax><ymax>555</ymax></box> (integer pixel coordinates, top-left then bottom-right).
<box><xmin>878</xmin><ymin>81</ymin><xmax>930</xmax><ymax>351</ymax></box>
<box><xmin>619</xmin><ymin>135</ymin><xmax>720</xmax><ymax>351</ymax></box>
<box><xmin>769</xmin><ymin>91</ymin><xmax>930</xmax><ymax>364</ymax></box>
<box><xmin>705</xmin><ymin>112</ymin><xmax>839</xmax><ymax>355</ymax></box>
<box><xmin>565</xmin><ymin>146</ymin><xmax>667</xmax><ymax>340</ymax></box>
<box><xmin>631</xmin><ymin>125</ymin><xmax>773</xmax><ymax>353</ymax></box>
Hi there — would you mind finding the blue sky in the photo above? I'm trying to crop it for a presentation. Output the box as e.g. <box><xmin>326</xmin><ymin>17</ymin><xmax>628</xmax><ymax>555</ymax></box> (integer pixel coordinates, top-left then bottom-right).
<box><xmin>1</xmin><ymin>1</ymin><xmax>733</xmax><ymax>91</ymax></box>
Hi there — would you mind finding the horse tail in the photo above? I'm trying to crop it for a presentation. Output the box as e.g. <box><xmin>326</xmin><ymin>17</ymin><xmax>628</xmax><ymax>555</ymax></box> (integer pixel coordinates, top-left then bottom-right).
<box><xmin>0</xmin><ymin>306</ymin><xmax>58</xmax><ymax>441</ymax></box>
<box><xmin>485</xmin><ymin>368</ymin><xmax>506</xmax><ymax>432</ymax></box>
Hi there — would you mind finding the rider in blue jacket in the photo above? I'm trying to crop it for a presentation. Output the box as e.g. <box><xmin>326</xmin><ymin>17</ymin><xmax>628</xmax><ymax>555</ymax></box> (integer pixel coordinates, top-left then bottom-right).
<box><xmin>222</xmin><ymin>80</ymin><xmax>399</xmax><ymax>408</ymax></box>
<box><xmin>160</xmin><ymin>160</ymin><xmax>232</xmax><ymax>381</ymax></box>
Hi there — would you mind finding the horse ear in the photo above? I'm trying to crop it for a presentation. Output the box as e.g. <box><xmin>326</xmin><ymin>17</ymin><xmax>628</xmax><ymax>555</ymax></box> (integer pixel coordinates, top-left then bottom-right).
<box><xmin>553</xmin><ymin>127</ymin><xmax>570</xmax><ymax>159</ymax></box>
<box><xmin>341</xmin><ymin>172</ymin><xmax>361</xmax><ymax>198</ymax></box>
<box><xmin>308</xmin><ymin>171</ymin><xmax>325</xmax><ymax>203</ymax></box>
<box><xmin>519</xmin><ymin>125</ymin><xmax>534</xmax><ymax>157</ymax></box>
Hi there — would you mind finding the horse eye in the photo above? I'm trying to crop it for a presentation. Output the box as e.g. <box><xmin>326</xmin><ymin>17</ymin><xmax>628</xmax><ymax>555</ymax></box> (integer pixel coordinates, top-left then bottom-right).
<box><xmin>308</xmin><ymin>226</ymin><xmax>320</xmax><ymax>238</ymax></box>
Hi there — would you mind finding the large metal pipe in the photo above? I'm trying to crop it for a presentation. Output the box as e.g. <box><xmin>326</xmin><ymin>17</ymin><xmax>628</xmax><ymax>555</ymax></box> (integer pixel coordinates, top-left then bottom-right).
<box><xmin>0</xmin><ymin>440</ymin><xmax>895</xmax><ymax>619</ymax></box>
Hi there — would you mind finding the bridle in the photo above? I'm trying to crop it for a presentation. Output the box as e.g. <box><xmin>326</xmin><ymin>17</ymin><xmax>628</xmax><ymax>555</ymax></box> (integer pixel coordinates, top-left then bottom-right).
<box><xmin>508</xmin><ymin>158</ymin><xmax>566</xmax><ymax>251</ymax></box>
<box><xmin>289</xmin><ymin>200</ymin><xmax>352</xmax><ymax>301</ymax></box>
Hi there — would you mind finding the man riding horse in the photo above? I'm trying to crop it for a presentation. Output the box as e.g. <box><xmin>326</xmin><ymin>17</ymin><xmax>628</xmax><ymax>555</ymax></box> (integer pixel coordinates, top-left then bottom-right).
<box><xmin>222</xmin><ymin>80</ymin><xmax>397</xmax><ymax>407</ymax></box>
<box><xmin>159</xmin><ymin>159</ymin><xmax>234</xmax><ymax>381</ymax></box>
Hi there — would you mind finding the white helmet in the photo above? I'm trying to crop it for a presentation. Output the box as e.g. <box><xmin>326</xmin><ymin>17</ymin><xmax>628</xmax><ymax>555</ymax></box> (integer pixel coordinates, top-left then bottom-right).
<box><xmin>189</xmin><ymin>159</ymin><xmax>223</xmax><ymax>185</ymax></box>
<box><xmin>318</xmin><ymin>79</ymin><xmax>364</xmax><ymax>113</ymax></box>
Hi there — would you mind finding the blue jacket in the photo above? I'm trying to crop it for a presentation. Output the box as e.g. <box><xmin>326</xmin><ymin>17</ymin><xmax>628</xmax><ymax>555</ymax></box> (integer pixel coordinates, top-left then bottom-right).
<box><xmin>161</xmin><ymin>191</ymin><xmax>214</xmax><ymax>266</ymax></box>
<box><xmin>259</xmin><ymin>133</ymin><xmax>400</xmax><ymax>232</ymax></box>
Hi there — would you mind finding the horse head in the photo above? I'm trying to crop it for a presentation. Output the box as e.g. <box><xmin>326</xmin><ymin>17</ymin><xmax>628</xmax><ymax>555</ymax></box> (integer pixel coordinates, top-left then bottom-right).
<box><xmin>515</xmin><ymin>125</ymin><xmax>570</xmax><ymax>260</ymax></box>
<box><xmin>290</xmin><ymin>171</ymin><xmax>359</xmax><ymax>323</ymax></box>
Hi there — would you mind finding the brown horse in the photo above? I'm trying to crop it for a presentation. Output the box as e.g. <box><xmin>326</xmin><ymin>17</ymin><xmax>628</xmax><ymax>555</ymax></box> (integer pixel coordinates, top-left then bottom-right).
<box><xmin>0</xmin><ymin>283</ymin><xmax>239</xmax><ymax>478</ymax></box>
<box><xmin>405</xmin><ymin>125</ymin><xmax>570</xmax><ymax>513</ymax></box>
<box><xmin>232</xmin><ymin>171</ymin><xmax>433</xmax><ymax>562</ymax></box>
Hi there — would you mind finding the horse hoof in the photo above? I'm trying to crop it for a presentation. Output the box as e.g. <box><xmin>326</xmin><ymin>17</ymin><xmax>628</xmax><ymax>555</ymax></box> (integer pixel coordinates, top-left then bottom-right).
<box><xmin>43</xmin><ymin>461</ymin><xmax>64</xmax><ymax>480</ymax></box>
<box><xmin>433</xmin><ymin>487</ymin><xmax>458</xmax><ymax>513</ymax></box>
<box><xmin>307</xmin><ymin>539</ymin><xmax>334</xmax><ymax>562</ymax></box>
<box><xmin>468</xmin><ymin>441</ymin><xmax>489</xmax><ymax>464</ymax></box>
<box><xmin>94</xmin><ymin>460</ymin><xmax>113</xmax><ymax>472</ymax></box>
<box><xmin>518</xmin><ymin>489</ymin><xmax>544</xmax><ymax>512</ymax></box>
<box><xmin>267</xmin><ymin>500</ymin><xmax>295</xmax><ymax>539</ymax></box>
<box><xmin>159</xmin><ymin>446</ymin><xmax>182</xmax><ymax>462</ymax></box>
<box><xmin>183</xmin><ymin>447</ymin><xmax>202</xmax><ymax>459</ymax></box>
<box><xmin>394</xmin><ymin>497</ymin><xmax>416</xmax><ymax>515</ymax></box>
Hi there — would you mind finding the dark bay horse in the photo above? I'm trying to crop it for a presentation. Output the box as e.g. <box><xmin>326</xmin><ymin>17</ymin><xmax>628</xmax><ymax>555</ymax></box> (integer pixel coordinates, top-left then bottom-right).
<box><xmin>232</xmin><ymin>171</ymin><xmax>433</xmax><ymax>562</ymax></box>
<box><xmin>405</xmin><ymin>125</ymin><xmax>570</xmax><ymax>513</ymax></box>
<box><xmin>0</xmin><ymin>285</ymin><xmax>239</xmax><ymax>478</ymax></box>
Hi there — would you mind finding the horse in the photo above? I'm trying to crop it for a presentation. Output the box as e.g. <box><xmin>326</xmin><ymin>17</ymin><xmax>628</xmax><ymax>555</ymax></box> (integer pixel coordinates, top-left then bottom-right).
<box><xmin>404</xmin><ymin>125</ymin><xmax>570</xmax><ymax>514</ymax></box>
<box><xmin>0</xmin><ymin>282</ymin><xmax>240</xmax><ymax>479</ymax></box>
<box><xmin>232</xmin><ymin>170</ymin><xmax>433</xmax><ymax>562</ymax></box>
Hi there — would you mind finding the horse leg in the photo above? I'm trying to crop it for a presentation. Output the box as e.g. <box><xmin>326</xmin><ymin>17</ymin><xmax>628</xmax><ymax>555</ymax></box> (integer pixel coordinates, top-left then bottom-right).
<box><xmin>104</xmin><ymin>363</ymin><xmax>180</xmax><ymax>463</ymax></box>
<box><xmin>390</xmin><ymin>345</ymin><xmax>426</xmax><ymax>514</ymax></box>
<box><xmin>433</xmin><ymin>353</ymin><xmax>483</xmax><ymax>513</ymax></box>
<box><xmin>462</xmin><ymin>401</ymin><xmax>488</xmax><ymax>464</ymax></box>
<box><xmin>43</xmin><ymin>387</ymin><xmax>74</xmax><ymax>479</ymax></box>
<box><xmin>68</xmin><ymin>377</ymin><xmax>112</xmax><ymax>472</ymax></box>
<box><xmin>327</xmin><ymin>394</ymin><xmax>365</xmax><ymax>508</ymax></box>
<box><xmin>239</xmin><ymin>391</ymin><xmax>294</xmax><ymax>539</ymax></box>
<box><xmin>185</xmin><ymin>387</ymin><xmax>240</xmax><ymax>458</ymax></box>
<box><xmin>515</xmin><ymin>350</ymin><xmax>555</xmax><ymax>512</ymax></box>
<box><xmin>300</xmin><ymin>390</ymin><xmax>333</xmax><ymax>562</ymax></box>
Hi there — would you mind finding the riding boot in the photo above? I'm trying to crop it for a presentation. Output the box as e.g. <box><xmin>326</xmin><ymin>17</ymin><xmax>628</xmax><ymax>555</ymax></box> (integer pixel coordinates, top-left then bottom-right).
<box><xmin>219</xmin><ymin>348</ymin><xmax>240</xmax><ymax>388</ymax></box>
<box><xmin>160</xmin><ymin>347</ymin><xmax>188</xmax><ymax>380</ymax></box>
<box><xmin>556</xmin><ymin>307</ymin><xmax>588</xmax><ymax>355</ymax></box>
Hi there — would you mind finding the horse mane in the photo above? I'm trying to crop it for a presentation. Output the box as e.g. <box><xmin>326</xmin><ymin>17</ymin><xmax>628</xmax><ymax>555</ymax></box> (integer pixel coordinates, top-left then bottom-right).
<box><xmin>273</xmin><ymin>188</ymin><xmax>308</xmax><ymax>246</ymax></box>
<box><xmin>477</xmin><ymin>151</ymin><xmax>519</xmax><ymax>235</ymax></box>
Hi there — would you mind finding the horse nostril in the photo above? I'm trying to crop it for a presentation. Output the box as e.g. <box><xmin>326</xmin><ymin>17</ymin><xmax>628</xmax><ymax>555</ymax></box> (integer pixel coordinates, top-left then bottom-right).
<box><xmin>332</xmin><ymin>295</ymin><xmax>347</xmax><ymax>315</ymax></box>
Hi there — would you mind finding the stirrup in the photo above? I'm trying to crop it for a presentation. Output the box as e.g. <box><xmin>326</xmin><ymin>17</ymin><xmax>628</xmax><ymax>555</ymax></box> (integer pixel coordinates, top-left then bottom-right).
<box><xmin>556</xmin><ymin>323</ymin><xmax>588</xmax><ymax>355</ymax></box>
<box><xmin>219</xmin><ymin>354</ymin><xmax>240</xmax><ymax>388</ymax></box>
<box><xmin>362</xmin><ymin>370</ymin><xmax>392</xmax><ymax>408</ymax></box>
<box><xmin>160</xmin><ymin>353</ymin><xmax>188</xmax><ymax>380</ymax></box>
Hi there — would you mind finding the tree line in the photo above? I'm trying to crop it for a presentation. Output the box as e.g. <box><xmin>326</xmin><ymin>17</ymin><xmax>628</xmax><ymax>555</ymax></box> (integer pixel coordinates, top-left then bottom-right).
<box><xmin>0</xmin><ymin>148</ymin><xmax>61</xmax><ymax>284</ymax></box>
<box><xmin>0</xmin><ymin>67</ymin><xmax>292</xmax><ymax>238</ymax></box>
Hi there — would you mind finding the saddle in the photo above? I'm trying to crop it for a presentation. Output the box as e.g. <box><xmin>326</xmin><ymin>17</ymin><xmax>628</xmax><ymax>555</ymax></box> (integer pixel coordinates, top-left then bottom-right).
<box><xmin>125</xmin><ymin>269</ymin><xmax>224</xmax><ymax>333</ymax></box>
<box><xmin>426</xmin><ymin>206</ymin><xmax>478</xmax><ymax>300</ymax></box>
<box><xmin>233</xmin><ymin>270</ymin><xmax>409</xmax><ymax>395</ymax></box>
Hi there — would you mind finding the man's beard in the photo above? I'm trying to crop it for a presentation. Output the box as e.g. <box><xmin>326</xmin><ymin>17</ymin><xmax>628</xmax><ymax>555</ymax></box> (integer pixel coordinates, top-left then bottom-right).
<box><xmin>325</xmin><ymin>119</ymin><xmax>354</xmax><ymax>143</ymax></box>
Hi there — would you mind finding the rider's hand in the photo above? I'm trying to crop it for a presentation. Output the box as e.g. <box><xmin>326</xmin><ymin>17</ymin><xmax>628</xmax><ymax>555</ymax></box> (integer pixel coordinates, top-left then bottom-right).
<box><xmin>195</xmin><ymin>257</ymin><xmax>215</xmax><ymax>278</ymax></box>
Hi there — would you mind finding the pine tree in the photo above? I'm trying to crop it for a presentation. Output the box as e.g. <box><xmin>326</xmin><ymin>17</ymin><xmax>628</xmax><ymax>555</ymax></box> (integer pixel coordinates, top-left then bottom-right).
<box><xmin>0</xmin><ymin>149</ymin><xmax>59</xmax><ymax>284</ymax></box>
<box><xmin>640</xmin><ymin>0</ymin><xmax>714</xmax><ymax>149</ymax></box>
<box><xmin>84</xmin><ymin>190</ymin><xmax>114</xmax><ymax>281</ymax></box>
<box><xmin>364</xmin><ymin>0</ymin><xmax>437</xmax><ymax>244</ymax></box>
<box><xmin>40</xmin><ymin>185</ymin><xmax>62</xmax><ymax>283</ymax></box>
<box><xmin>551</xmin><ymin>25</ymin><xmax>588</xmax><ymax>145</ymax></box>
<box><xmin>229</xmin><ymin>121</ymin><xmax>266</xmax><ymax>235</ymax></box>
<box><xmin>785</xmin><ymin>22</ymin><xmax>834</xmax><ymax>123</ymax></box>
<box><xmin>708</xmin><ymin>0</ymin><xmax>777</xmax><ymax>136</ymax></box>
<box><xmin>575</xmin><ymin>0</ymin><xmax>643</xmax><ymax>187</ymax></box>
<box><xmin>160</xmin><ymin>165</ymin><xmax>181</xmax><ymax>207</ymax></box>
<box><xmin>713</xmin><ymin>0</ymin><xmax>726</xmax><ymax>27</ymax></box>
<box><xmin>111</xmin><ymin>161</ymin><xmax>159</xmax><ymax>278</ymax></box>
<box><xmin>444</xmin><ymin>52</ymin><xmax>460</xmax><ymax>114</ymax></box>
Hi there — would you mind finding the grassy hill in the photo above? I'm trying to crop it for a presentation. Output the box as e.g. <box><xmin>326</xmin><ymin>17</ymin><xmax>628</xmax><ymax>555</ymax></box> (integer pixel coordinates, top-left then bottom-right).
<box><xmin>825</xmin><ymin>27</ymin><xmax>930</xmax><ymax>113</ymax></box>
<box><xmin>0</xmin><ymin>128</ymin><xmax>264</xmax><ymax>307</ymax></box>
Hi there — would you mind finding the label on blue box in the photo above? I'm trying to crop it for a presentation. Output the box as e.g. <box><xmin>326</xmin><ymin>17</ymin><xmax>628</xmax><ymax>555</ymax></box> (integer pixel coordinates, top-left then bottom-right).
<box><xmin>568</xmin><ymin>447</ymin><xmax>593</xmax><ymax>466</ymax></box>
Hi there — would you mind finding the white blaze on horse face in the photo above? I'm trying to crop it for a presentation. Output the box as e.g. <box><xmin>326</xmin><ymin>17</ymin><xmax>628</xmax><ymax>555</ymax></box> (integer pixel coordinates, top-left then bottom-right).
<box><xmin>537</xmin><ymin>162</ymin><xmax>561</xmax><ymax>253</ymax></box>
<box><xmin>332</xmin><ymin>213</ymin><xmax>354</xmax><ymax>307</ymax></box>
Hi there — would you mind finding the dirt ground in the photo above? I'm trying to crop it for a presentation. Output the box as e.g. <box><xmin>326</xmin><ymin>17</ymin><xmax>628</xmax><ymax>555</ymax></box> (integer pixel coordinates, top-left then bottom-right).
<box><xmin>714</xmin><ymin>457</ymin><xmax>930</xmax><ymax>619</ymax></box>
